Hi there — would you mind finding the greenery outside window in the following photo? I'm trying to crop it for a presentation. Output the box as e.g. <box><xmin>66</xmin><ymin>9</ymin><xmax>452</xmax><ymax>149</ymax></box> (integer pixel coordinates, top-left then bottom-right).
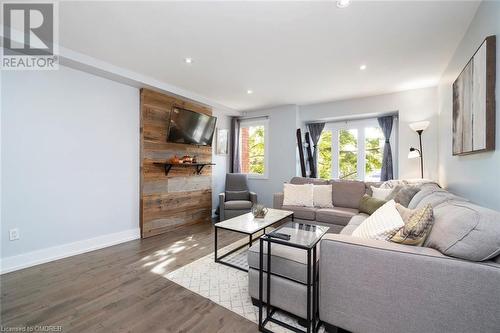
<box><xmin>239</xmin><ymin>119</ymin><xmax>269</xmax><ymax>178</ymax></box>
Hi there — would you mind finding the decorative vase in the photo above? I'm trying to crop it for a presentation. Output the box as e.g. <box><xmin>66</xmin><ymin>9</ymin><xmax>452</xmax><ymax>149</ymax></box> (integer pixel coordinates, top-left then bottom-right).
<box><xmin>251</xmin><ymin>204</ymin><xmax>268</xmax><ymax>218</ymax></box>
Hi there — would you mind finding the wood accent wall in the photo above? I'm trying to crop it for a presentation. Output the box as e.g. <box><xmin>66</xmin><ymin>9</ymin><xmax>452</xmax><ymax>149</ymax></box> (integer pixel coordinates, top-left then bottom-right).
<box><xmin>140</xmin><ymin>88</ymin><xmax>213</xmax><ymax>238</ymax></box>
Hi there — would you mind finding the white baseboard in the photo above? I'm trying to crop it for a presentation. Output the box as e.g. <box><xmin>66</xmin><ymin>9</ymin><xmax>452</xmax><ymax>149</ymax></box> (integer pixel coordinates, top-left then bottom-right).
<box><xmin>0</xmin><ymin>228</ymin><xmax>141</xmax><ymax>274</ymax></box>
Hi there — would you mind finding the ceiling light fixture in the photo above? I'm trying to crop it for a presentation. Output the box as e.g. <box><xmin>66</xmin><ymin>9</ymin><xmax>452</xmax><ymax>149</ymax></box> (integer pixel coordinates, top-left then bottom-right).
<box><xmin>184</xmin><ymin>57</ymin><xmax>193</xmax><ymax>64</ymax></box>
<box><xmin>336</xmin><ymin>0</ymin><xmax>351</xmax><ymax>8</ymax></box>
<box><xmin>360</xmin><ymin>64</ymin><xmax>367</xmax><ymax>70</ymax></box>
<box><xmin>247</xmin><ymin>90</ymin><xmax>253</xmax><ymax>95</ymax></box>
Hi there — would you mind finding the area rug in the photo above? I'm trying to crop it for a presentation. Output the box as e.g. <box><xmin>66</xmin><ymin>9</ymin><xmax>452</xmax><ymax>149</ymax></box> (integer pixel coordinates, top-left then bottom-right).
<box><xmin>164</xmin><ymin>238</ymin><xmax>325</xmax><ymax>333</ymax></box>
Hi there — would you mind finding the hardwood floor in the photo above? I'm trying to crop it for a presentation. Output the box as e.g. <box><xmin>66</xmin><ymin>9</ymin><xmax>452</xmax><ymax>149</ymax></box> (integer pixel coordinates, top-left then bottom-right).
<box><xmin>0</xmin><ymin>222</ymin><xmax>258</xmax><ymax>332</ymax></box>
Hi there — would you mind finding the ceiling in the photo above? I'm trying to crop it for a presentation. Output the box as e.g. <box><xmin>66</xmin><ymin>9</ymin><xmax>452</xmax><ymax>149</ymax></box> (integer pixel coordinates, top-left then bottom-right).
<box><xmin>59</xmin><ymin>1</ymin><xmax>479</xmax><ymax>111</ymax></box>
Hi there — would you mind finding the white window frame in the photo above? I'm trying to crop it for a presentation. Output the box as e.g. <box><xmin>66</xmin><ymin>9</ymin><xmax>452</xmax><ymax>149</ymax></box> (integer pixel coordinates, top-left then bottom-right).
<box><xmin>322</xmin><ymin>117</ymin><xmax>398</xmax><ymax>181</ymax></box>
<box><xmin>239</xmin><ymin>118</ymin><xmax>269</xmax><ymax>179</ymax></box>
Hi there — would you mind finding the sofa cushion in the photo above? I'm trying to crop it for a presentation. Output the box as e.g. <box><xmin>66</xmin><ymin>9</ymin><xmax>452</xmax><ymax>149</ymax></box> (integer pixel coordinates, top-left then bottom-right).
<box><xmin>225</xmin><ymin>190</ymin><xmax>250</xmax><ymax>201</ymax></box>
<box><xmin>224</xmin><ymin>200</ymin><xmax>253</xmax><ymax>210</ymax></box>
<box><xmin>313</xmin><ymin>185</ymin><xmax>334</xmax><ymax>208</ymax></box>
<box><xmin>409</xmin><ymin>188</ymin><xmax>467</xmax><ymax>210</ymax></box>
<box><xmin>316</xmin><ymin>207</ymin><xmax>359</xmax><ymax>226</ymax></box>
<box><xmin>387</xmin><ymin>185</ymin><xmax>421</xmax><ymax>207</ymax></box>
<box><xmin>248</xmin><ymin>241</ymin><xmax>315</xmax><ymax>284</ymax></box>
<box><xmin>290</xmin><ymin>176</ymin><xmax>328</xmax><ymax>185</ymax></box>
<box><xmin>331</xmin><ymin>180</ymin><xmax>366</xmax><ymax>209</ymax></box>
<box><xmin>340</xmin><ymin>213</ymin><xmax>369</xmax><ymax>235</ymax></box>
<box><xmin>282</xmin><ymin>205</ymin><xmax>317</xmax><ymax>220</ymax></box>
<box><xmin>424</xmin><ymin>201</ymin><xmax>500</xmax><ymax>261</ymax></box>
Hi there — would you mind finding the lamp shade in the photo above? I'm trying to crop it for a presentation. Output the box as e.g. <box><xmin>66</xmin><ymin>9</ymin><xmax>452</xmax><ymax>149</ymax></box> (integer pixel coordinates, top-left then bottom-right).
<box><xmin>409</xmin><ymin>121</ymin><xmax>430</xmax><ymax>132</ymax></box>
<box><xmin>408</xmin><ymin>149</ymin><xmax>420</xmax><ymax>159</ymax></box>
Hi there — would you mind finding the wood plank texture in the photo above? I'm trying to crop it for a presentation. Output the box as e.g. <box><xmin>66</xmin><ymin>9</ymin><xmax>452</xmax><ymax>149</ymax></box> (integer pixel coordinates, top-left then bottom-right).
<box><xmin>140</xmin><ymin>89</ymin><xmax>213</xmax><ymax>238</ymax></box>
<box><xmin>0</xmin><ymin>223</ymin><xmax>257</xmax><ymax>333</ymax></box>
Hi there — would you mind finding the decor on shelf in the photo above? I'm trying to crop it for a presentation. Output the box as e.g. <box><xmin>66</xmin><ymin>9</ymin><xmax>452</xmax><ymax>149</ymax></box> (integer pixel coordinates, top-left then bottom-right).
<box><xmin>452</xmin><ymin>35</ymin><xmax>496</xmax><ymax>156</ymax></box>
<box><xmin>216</xmin><ymin>129</ymin><xmax>229</xmax><ymax>155</ymax></box>
<box><xmin>408</xmin><ymin>120</ymin><xmax>430</xmax><ymax>178</ymax></box>
<box><xmin>251</xmin><ymin>204</ymin><xmax>268</xmax><ymax>218</ymax></box>
<box><xmin>181</xmin><ymin>155</ymin><xmax>193</xmax><ymax>163</ymax></box>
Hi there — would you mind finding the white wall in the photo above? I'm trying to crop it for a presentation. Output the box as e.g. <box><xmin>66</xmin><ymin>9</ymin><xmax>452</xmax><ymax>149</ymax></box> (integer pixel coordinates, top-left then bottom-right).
<box><xmin>241</xmin><ymin>105</ymin><xmax>299</xmax><ymax>207</ymax></box>
<box><xmin>437</xmin><ymin>0</ymin><xmax>500</xmax><ymax>210</ymax></box>
<box><xmin>1</xmin><ymin>65</ymin><xmax>140</xmax><ymax>272</ymax></box>
<box><xmin>300</xmin><ymin>87</ymin><xmax>439</xmax><ymax>180</ymax></box>
<box><xmin>211</xmin><ymin>111</ymin><xmax>231</xmax><ymax>214</ymax></box>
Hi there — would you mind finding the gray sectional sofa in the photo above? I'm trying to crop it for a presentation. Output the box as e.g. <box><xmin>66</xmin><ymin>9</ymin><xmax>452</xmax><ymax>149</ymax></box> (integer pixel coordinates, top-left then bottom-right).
<box><xmin>273</xmin><ymin>177</ymin><xmax>379</xmax><ymax>233</ymax></box>
<box><xmin>248</xmin><ymin>177</ymin><xmax>500</xmax><ymax>333</ymax></box>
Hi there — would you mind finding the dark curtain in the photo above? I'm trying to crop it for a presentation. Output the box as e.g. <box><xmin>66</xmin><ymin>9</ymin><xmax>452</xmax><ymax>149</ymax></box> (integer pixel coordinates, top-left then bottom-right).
<box><xmin>230</xmin><ymin>117</ymin><xmax>241</xmax><ymax>173</ymax></box>
<box><xmin>307</xmin><ymin>123</ymin><xmax>326</xmax><ymax>178</ymax></box>
<box><xmin>377</xmin><ymin>116</ymin><xmax>394</xmax><ymax>181</ymax></box>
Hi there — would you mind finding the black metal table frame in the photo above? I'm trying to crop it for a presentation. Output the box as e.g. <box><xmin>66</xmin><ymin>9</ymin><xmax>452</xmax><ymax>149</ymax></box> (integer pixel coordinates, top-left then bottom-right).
<box><xmin>258</xmin><ymin>230</ymin><xmax>322</xmax><ymax>333</ymax></box>
<box><xmin>214</xmin><ymin>213</ymin><xmax>294</xmax><ymax>272</ymax></box>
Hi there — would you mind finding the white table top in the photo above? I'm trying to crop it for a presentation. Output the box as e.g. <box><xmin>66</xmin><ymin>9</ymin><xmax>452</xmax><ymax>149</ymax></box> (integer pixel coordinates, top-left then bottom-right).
<box><xmin>214</xmin><ymin>208</ymin><xmax>293</xmax><ymax>234</ymax></box>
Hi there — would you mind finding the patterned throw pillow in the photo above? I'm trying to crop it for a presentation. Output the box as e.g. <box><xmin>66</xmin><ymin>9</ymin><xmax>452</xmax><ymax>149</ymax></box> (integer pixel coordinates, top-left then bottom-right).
<box><xmin>390</xmin><ymin>204</ymin><xmax>434</xmax><ymax>246</ymax></box>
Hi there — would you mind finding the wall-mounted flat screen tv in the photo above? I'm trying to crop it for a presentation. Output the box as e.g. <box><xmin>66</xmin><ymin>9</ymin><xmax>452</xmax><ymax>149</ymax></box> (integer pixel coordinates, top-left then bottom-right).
<box><xmin>167</xmin><ymin>107</ymin><xmax>217</xmax><ymax>146</ymax></box>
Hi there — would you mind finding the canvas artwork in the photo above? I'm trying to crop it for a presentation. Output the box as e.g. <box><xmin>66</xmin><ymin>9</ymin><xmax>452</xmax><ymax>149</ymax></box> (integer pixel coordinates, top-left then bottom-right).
<box><xmin>452</xmin><ymin>35</ymin><xmax>496</xmax><ymax>155</ymax></box>
<box><xmin>216</xmin><ymin>129</ymin><xmax>229</xmax><ymax>155</ymax></box>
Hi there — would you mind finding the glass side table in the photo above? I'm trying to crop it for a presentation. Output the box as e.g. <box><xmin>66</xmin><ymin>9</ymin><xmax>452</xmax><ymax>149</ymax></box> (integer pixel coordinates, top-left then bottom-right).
<box><xmin>258</xmin><ymin>222</ymin><xmax>329</xmax><ymax>333</ymax></box>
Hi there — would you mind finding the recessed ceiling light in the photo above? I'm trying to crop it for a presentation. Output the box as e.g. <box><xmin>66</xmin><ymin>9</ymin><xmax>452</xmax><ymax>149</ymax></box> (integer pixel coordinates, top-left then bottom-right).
<box><xmin>247</xmin><ymin>90</ymin><xmax>253</xmax><ymax>95</ymax></box>
<box><xmin>360</xmin><ymin>64</ymin><xmax>367</xmax><ymax>70</ymax></box>
<box><xmin>184</xmin><ymin>57</ymin><xmax>193</xmax><ymax>64</ymax></box>
<box><xmin>336</xmin><ymin>0</ymin><xmax>351</xmax><ymax>8</ymax></box>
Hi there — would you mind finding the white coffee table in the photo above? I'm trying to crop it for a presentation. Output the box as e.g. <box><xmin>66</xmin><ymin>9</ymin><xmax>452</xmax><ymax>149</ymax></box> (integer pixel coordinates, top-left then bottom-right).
<box><xmin>214</xmin><ymin>208</ymin><xmax>294</xmax><ymax>271</ymax></box>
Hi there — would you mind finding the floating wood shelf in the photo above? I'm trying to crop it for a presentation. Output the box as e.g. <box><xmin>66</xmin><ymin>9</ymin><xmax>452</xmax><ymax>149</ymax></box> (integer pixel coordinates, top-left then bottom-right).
<box><xmin>153</xmin><ymin>162</ymin><xmax>216</xmax><ymax>176</ymax></box>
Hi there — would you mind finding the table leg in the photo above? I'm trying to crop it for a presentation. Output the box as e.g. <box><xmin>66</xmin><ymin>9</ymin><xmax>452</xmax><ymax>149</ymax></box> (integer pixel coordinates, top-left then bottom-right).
<box><xmin>307</xmin><ymin>248</ymin><xmax>311</xmax><ymax>333</ymax></box>
<box><xmin>249</xmin><ymin>234</ymin><xmax>253</xmax><ymax>247</ymax></box>
<box><xmin>214</xmin><ymin>226</ymin><xmax>218</xmax><ymax>262</ymax></box>
<box><xmin>313</xmin><ymin>245</ymin><xmax>317</xmax><ymax>333</ymax></box>
<box><xmin>259</xmin><ymin>238</ymin><xmax>263</xmax><ymax>330</ymax></box>
<box><xmin>267</xmin><ymin>239</ymin><xmax>272</xmax><ymax>320</ymax></box>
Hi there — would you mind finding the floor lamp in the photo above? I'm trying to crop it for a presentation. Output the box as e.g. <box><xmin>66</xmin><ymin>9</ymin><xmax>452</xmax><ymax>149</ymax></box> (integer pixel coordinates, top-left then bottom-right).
<box><xmin>408</xmin><ymin>121</ymin><xmax>430</xmax><ymax>179</ymax></box>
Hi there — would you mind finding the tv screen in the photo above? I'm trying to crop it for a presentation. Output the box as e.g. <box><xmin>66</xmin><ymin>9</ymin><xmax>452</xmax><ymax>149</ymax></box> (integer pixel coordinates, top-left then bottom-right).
<box><xmin>167</xmin><ymin>107</ymin><xmax>217</xmax><ymax>146</ymax></box>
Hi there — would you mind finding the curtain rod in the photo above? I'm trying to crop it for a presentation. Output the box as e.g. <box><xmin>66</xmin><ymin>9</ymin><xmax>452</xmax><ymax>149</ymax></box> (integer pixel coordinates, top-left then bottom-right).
<box><xmin>306</xmin><ymin>112</ymin><xmax>398</xmax><ymax>125</ymax></box>
<box><xmin>238</xmin><ymin>115</ymin><xmax>269</xmax><ymax>121</ymax></box>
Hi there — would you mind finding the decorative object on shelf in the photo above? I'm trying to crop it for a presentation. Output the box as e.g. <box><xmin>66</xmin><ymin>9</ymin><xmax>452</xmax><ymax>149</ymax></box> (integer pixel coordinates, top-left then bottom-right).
<box><xmin>453</xmin><ymin>35</ymin><xmax>496</xmax><ymax>156</ymax></box>
<box><xmin>251</xmin><ymin>204</ymin><xmax>268</xmax><ymax>218</ymax></box>
<box><xmin>169</xmin><ymin>155</ymin><xmax>180</xmax><ymax>164</ymax></box>
<box><xmin>216</xmin><ymin>129</ymin><xmax>229</xmax><ymax>155</ymax></box>
<box><xmin>408</xmin><ymin>120</ymin><xmax>430</xmax><ymax>178</ymax></box>
<box><xmin>181</xmin><ymin>155</ymin><xmax>193</xmax><ymax>163</ymax></box>
<box><xmin>192</xmin><ymin>155</ymin><xmax>197</xmax><ymax>163</ymax></box>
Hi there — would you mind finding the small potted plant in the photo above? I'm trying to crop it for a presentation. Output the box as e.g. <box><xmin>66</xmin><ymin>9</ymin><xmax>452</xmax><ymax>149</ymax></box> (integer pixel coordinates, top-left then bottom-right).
<box><xmin>251</xmin><ymin>204</ymin><xmax>268</xmax><ymax>218</ymax></box>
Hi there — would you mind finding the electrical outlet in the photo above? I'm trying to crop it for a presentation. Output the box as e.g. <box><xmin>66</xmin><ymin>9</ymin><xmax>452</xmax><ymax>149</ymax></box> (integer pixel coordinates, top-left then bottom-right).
<box><xmin>9</xmin><ymin>228</ymin><xmax>20</xmax><ymax>241</ymax></box>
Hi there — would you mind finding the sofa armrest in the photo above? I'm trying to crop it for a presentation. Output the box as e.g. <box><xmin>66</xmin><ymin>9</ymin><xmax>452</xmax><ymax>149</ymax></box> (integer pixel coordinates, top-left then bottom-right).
<box><xmin>273</xmin><ymin>192</ymin><xmax>284</xmax><ymax>209</ymax></box>
<box><xmin>218</xmin><ymin>193</ymin><xmax>225</xmax><ymax>220</ymax></box>
<box><xmin>319</xmin><ymin>234</ymin><xmax>500</xmax><ymax>333</ymax></box>
<box><xmin>249</xmin><ymin>191</ymin><xmax>258</xmax><ymax>204</ymax></box>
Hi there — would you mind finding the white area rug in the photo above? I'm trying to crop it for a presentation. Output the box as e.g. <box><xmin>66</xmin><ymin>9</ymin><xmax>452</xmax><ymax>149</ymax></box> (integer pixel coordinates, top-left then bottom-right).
<box><xmin>165</xmin><ymin>239</ymin><xmax>325</xmax><ymax>333</ymax></box>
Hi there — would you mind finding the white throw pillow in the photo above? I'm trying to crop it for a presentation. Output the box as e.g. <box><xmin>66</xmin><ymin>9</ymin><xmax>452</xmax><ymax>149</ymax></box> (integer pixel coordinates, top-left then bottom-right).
<box><xmin>283</xmin><ymin>183</ymin><xmax>314</xmax><ymax>207</ymax></box>
<box><xmin>371</xmin><ymin>186</ymin><xmax>393</xmax><ymax>200</ymax></box>
<box><xmin>352</xmin><ymin>200</ymin><xmax>404</xmax><ymax>240</ymax></box>
<box><xmin>313</xmin><ymin>185</ymin><xmax>334</xmax><ymax>208</ymax></box>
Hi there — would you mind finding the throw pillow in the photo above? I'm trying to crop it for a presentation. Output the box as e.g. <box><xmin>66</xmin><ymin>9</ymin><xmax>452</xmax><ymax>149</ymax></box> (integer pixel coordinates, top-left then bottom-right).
<box><xmin>359</xmin><ymin>194</ymin><xmax>387</xmax><ymax>215</ymax></box>
<box><xmin>352</xmin><ymin>200</ymin><xmax>404</xmax><ymax>240</ymax></box>
<box><xmin>390</xmin><ymin>204</ymin><xmax>434</xmax><ymax>246</ymax></box>
<box><xmin>283</xmin><ymin>183</ymin><xmax>314</xmax><ymax>207</ymax></box>
<box><xmin>313</xmin><ymin>185</ymin><xmax>334</xmax><ymax>208</ymax></box>
<box><xmin>394</xmin><ymin>186</ymin><xmax>421</xmax><ymax>207</ymax></box>
<box><xmin>225</xmin><ymin>190</ymin><xmax>250</xmax><ymax>201</ymax></box>
<box><xmin>371</xmin><ymin>186</ymin><xmax>393</xmax><ymax>200</ymax></box>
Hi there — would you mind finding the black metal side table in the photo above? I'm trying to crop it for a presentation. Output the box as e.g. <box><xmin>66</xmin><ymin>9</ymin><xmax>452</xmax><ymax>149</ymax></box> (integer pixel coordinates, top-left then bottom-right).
<box><xmin>258</xmin><ymin>222</ymin><xmax>329</xmax><ymax>333</ymax></box>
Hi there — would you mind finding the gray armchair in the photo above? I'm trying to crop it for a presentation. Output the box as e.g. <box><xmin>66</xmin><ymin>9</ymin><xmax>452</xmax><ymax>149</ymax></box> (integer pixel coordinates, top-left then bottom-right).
<box><xmin>219</xmin><ymin>173</ymin><xmax>257</xmax><ymax>221</ymax></box>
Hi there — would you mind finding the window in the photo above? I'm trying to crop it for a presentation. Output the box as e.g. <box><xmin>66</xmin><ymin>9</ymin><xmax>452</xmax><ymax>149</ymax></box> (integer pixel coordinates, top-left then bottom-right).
<box><xmin>316</xmin><ymin>117</ymin><xmax>397</xmax><ymax>181</ymax></box>
<box><xmin>239</xmin><ymin>119</ymin><xmax>269</xmax><ymax>178</ymax></box>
